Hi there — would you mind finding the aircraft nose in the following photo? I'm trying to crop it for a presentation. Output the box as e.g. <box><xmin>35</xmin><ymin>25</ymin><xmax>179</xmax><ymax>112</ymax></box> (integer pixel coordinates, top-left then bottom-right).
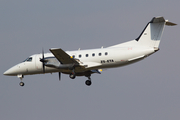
<box><xmin>3</xmin><ymin>71</ymin><xmax>8</xmax><ymax>75</ymax></box>
<box><xmin>4</xmin><ymin>69</ymin><xmax>13</xmax><ymax>76</ymax></box>
<box><xmin>3</xmin><ymin>66</ymin><xmax>17</xmax><ymax>76</ymax></box>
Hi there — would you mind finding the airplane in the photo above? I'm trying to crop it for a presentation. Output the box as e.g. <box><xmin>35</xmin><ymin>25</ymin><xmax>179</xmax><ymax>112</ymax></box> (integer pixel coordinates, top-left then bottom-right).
<box><xmin>3</xmin><ymin>16</ymin><xmax>176</xmax><ymax>87</ymax></box>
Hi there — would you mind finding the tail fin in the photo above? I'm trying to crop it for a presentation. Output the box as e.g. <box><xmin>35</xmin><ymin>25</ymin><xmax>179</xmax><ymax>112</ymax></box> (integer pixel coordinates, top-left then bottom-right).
<box><xmin>136</xmin><ymin>17</ymin><xmax>176</xmax><ymax>48</ymax></box>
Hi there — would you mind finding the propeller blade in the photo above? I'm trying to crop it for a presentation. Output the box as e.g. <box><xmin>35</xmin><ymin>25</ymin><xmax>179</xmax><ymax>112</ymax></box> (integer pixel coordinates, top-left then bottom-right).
<box><xmin>43</xmin><ymin>63</ymin><xmax>45</xmax><ymax>73</ymax></box>
<box><xmin>42</xmin><ymin>48</ymin><xmax>45</xmax><ymax>73</ymax></box>
<box><xmin>40</xmin><ymin>48</ymin><xmax>45</xmax><ymax>73</ymax></box>
<box><xmin>58</xmin><ymin>72</ymin><xmax>61</xmax><ymax>81</ymax></box>
<box><xmin>42</xmin><ymin>48</ymin><xmax>44</xmax><ymax>60</ymax></box>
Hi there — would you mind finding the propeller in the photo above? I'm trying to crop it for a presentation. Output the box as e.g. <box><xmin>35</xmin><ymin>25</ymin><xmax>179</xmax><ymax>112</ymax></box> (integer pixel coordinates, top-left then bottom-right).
<box><xmin>40</xmin><ymin>49</ymin><xmax>61</xmax><ymax>81</ymax></box>
<box><xmin>40</xmin><ymin>48</ymin><xmax>45</xmax><ymax>73</ymax></box>
<box><xmin>58</xmin><ymin>72</ymin><xmax>61</xmax><ymax>81</ymax></box>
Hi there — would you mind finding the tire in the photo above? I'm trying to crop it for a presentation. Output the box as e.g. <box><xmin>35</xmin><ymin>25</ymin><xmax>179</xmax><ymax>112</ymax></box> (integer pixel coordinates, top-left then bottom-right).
<box><xmin>85</xmin><ymin>80</ymin><xmax>92</xmax><ymax>86</ymax></box>
<box><xmin>19</xmin><ymin>82</ymin><xmax>25</xmax><ymax>86</ymax></box>
<box><xmin>69</xmin><ymin>73</ymin><xmax>76</xmax><ymax>79</ymax></box>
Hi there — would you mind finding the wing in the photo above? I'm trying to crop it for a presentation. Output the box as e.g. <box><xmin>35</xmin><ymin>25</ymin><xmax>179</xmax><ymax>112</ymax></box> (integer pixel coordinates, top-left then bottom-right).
<box><xmin>49</xmin><ymin>48</ymin><xmax>79</xmax><ymax>64</ymax></box>
<box><xmin>49</xmin><ymin>48</ymin><xmax>102</xmax><ymax>74</ymax></box>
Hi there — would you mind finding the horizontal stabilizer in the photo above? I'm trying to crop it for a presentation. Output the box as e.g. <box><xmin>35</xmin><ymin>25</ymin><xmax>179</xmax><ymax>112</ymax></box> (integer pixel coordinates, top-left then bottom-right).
<box><xmin>165</xmin><ymin>21</ymin><xmax>177</xmax><ymax>26</ymax></box>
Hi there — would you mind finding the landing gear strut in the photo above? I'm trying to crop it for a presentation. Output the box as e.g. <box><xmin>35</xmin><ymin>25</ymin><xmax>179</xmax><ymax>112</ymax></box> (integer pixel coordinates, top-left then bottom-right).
<box><xmin>69</xmin><ymin>68</ymin><xmax>76</xmax><ymax>79</ymax></box>
<box><xmin>17</xmin><ymin>74</ymin><xmax>24</xmax><ymax>87</ymax></box>
<box><xmin>85</xmin><ymin>76</ymin><xmax>92</xmax><ymax>86</ymax></box>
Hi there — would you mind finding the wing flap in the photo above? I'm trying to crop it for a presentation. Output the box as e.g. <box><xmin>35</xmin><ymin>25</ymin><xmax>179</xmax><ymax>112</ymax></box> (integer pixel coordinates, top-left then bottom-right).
<box><xmin>82</xmin><ymin>62</ymin><xmax>102</xmax><ymax>68</ymax></box>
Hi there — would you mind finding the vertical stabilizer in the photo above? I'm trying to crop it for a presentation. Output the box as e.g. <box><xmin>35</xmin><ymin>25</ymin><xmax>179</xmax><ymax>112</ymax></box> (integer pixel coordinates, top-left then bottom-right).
<box><xmin>136</xmin><ymin>17</ymin><xmax>176</xmax><ymax>48</ymax></box>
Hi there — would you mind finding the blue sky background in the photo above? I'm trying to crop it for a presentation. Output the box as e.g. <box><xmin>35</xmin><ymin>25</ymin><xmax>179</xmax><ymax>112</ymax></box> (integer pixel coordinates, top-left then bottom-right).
<box><xmin>0</xmin><ymin>0</ymin><xmax>180</xmax><ymax>120</ymax></box>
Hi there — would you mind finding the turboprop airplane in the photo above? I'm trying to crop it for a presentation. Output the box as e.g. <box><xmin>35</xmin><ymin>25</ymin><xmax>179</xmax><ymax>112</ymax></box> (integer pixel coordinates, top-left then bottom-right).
<box><xmin>3</xmin><ymin>16</ymin><xmax>176</xmax><ymax>86</ymax></box>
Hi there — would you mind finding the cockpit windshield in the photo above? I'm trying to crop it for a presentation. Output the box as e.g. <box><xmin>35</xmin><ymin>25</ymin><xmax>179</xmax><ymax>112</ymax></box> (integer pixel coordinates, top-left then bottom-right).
<box><xmin>23</xmin><ymin>57</ymin><xmax>32</xmax><ymax>62</ymax></box>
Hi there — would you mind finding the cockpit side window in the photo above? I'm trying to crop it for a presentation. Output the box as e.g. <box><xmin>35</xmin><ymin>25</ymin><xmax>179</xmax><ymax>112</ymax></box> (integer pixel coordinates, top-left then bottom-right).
<box><xmin>23</xmin><ymin>57</ymin><xmax>33</xmax><ymax>62</ymax></box>
<box><xmin>27</xmin><ymin>57</ymin><xmax>32</xmax><ymax>62</ymax></box>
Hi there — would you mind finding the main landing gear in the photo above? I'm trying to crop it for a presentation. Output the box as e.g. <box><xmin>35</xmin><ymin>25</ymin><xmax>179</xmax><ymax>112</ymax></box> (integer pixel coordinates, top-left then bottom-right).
<box><xmin>69</xmin><ymin>73</ymin><xmax>76</xmax><ymax>79</ymax></box>
<box><xmin>69</xmin><ymin>68</ymin><xmax>76</xmax><ymax>79</ymax></box>
<box><xmin>85</xmin><ymin>76</ymin><xmax>92</xmax><ymax>86</ymax></box>
<box><xmin>69</xmin><ymin>73</ymin><xmax>92</xmax><ymax>86</ymax></box>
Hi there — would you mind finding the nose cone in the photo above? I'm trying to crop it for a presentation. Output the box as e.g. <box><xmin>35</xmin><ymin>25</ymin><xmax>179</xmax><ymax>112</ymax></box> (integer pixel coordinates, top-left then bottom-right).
<box><xmin>4</xmin><ymin>66</ymin><xmax>18</xmax><ymax>76</ymax></box>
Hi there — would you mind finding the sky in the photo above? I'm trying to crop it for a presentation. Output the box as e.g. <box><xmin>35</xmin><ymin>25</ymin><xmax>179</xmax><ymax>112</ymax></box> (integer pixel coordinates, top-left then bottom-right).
<box><xmin>0</xmin><ymin>0</ymin><xmax>180</xmax><ymax>120</ymax></box>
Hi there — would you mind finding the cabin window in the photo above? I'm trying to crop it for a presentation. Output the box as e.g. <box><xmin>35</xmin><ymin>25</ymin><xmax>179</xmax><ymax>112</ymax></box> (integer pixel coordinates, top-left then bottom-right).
<box><xmin>72</xmin><ymin>55</ymin><xmax>75</xmax><ymax>58</ymax></box>
<box><xmin>92</xmin><ymin>53</ymin><xmax>95</xmax><ymax>57</ymax></box>
<box><xmin>105</xmin><ymin>52</ymin><xmax>108</xmax><ymax>55</ymax></box>
<box><xmin>86</xmin><ymin>54</ymin><xmax>89</xmax><ymax>57</ymax></box>
<box><xmin>99</xmin><ymin>53</ymin><xmax>102</xmax><ymax>56</ymax></box>
<box><xmin>79</xmin><ymin>55</ymin><xmax>82</xmax><ymax>58</ymax></box>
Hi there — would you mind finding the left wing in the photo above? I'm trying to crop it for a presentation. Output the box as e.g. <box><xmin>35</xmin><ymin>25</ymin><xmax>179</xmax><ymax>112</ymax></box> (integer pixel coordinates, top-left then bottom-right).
<box><xmin>49</xmin><ymin>48</ymin><xmax>79</xmax><ymax>64</ymax></box>
<box><xmin>49</xmin><ymin>48</ymin><xmax>102</xmax><ymax>74</ymax></box>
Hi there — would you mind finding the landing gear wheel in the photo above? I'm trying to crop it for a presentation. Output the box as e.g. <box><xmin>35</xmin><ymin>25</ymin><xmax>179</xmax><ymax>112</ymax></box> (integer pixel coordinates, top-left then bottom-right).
<box><xmin>69</xmin><ymin>73</ymin><xmax>76</xmax><ymax>79</ymax></box>
<box><xmin>85</xmin><ymin>80</ymin><xmax>92</xmax><ymax>86</ymax></box>
<box><xmin>19</xmin><ymin>82</ymin><xmax>25</xmax><ymax>86</ymax></box>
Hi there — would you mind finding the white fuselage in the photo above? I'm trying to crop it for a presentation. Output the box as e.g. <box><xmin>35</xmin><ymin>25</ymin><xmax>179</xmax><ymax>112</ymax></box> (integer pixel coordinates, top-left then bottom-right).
<box><xmin>4</xmin><ymin>40</ymin><xmax>155</xmax><ymax>76</ymax></box>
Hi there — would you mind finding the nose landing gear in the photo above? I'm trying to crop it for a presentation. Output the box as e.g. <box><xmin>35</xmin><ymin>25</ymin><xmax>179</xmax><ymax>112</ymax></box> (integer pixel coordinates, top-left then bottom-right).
<box><xmin>17</xmin><ymin>74</ymin><xmax>24</xmax><ymax>87</ymax></box>
<box><xmin>19</xmin><ymin>82</ymin><xmax>25</xmax><ymax>86</ymax></box>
